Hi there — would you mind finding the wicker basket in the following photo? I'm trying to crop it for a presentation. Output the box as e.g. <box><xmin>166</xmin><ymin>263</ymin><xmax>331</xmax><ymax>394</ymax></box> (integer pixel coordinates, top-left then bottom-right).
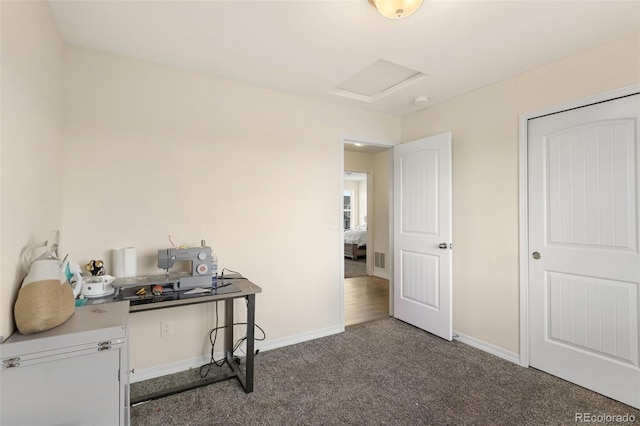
<box><xmin>14</xmin><ymin>279</ymin><xmax>75</xmax><ymax>334</ymax></box>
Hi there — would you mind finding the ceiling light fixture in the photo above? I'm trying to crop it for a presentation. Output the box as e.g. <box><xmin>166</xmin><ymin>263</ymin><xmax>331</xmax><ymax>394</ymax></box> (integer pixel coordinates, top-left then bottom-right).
<box><xmin>368</xmin><ymin>0</ymin><xmax>423</xmax><ymax>19</ymax></box>
<box><xmin>354</xmin><ymin>143</ymin><xmax>364</xmax><ymax>147</ymax></box>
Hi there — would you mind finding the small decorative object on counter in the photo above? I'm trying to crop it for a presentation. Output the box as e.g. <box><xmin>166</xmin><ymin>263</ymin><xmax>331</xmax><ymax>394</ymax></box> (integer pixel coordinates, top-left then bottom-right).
<box><xmin>211</xmin><ymin>252</ymin><xmax>218</xmax><ymax>289</ymax></box>
<box><xmin>152</xmin><ymin>285</ymin><xmax>163</xmax><ymax>296</ymax></box>
<box><xmin>85</xmin><ymin>259</ymin><xmax>105</xmax><ymax>276</ymax></box>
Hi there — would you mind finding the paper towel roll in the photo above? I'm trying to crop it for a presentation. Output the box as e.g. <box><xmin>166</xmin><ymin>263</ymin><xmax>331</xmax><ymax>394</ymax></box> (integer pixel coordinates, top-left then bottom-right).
<box><xmin>112</xmin><ymin>249</ymin><xmax>124</xmax><ymax>277</ymax></box>
<box><xmin>123</xmin><ymin>247</ymin><xmax>137</xmax><ymax>277</ymax></box>
<box><xmin>112</xmin><ymin>247</ymin><xmax>137</xmax><ymax>278</ymax></box>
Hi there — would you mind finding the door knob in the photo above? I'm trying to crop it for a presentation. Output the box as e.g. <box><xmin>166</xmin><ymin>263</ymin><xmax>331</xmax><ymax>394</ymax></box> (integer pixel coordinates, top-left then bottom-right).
<box><xmin>439</xmin><ymin>243</ymin><xmax>448</xmax><ymax>249</ymax></box>
<box><xmin>532</xmin><ymin>252</ymin><xmax>541</xmax><ymax>259</ymax></box>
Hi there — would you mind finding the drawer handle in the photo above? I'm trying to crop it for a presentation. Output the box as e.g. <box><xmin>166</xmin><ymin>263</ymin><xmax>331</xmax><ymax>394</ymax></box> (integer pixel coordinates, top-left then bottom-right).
<box><xmin>1</xmin><ymin>357</ymin><xmax>21</xmax><ymax>368</ymax></box>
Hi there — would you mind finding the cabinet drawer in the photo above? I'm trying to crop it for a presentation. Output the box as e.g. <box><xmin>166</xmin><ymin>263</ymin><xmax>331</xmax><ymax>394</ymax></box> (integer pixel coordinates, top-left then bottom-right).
<box><xmin>1</xmin><ymin>346</ymin><xmax>124</xmax><ymax>426</ymax></box>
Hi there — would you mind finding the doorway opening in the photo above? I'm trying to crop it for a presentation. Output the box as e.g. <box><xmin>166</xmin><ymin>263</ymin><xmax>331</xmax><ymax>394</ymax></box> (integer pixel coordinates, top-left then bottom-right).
<box><xmin>342</xmin><ymin>138</ymin><xmax>392</xmax><ymax>327</ymax></box>
<box><xmin>344</xmin><ymin>171</ymin><xmax>367</xmax><ymax>279</ymax></box>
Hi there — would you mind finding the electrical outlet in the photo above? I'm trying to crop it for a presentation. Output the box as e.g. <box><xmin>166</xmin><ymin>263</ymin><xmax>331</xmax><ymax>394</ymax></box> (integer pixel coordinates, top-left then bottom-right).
<box><xmin>161</xmin><ymin>321</ymin><xmax>174</xmax><ymax>337</ymax></box>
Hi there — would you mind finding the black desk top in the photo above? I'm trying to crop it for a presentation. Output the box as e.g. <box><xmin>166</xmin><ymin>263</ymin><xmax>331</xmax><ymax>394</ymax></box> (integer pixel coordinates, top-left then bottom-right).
<box><xmin>85</xmin><ymin>277</ymin><xmax>261</xmax><ymax>313</ymax></box>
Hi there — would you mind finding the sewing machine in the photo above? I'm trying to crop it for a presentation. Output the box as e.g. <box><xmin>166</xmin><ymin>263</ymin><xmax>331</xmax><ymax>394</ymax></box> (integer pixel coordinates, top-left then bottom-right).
<box><xmin>157</xmin><ymin>245</ymin><xmax>213</xmax><ymax>290</ymax></box>
<box><xmin>113</xmin><ymin>244</ymin><xmax>213</xmax><ymax>292</ymax></box>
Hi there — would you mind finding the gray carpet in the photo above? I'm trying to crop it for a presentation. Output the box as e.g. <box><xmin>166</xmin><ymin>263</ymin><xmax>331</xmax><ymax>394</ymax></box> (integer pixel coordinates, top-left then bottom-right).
<box><xmin>131</xmin><ymin>318</ymin><xmax>639</xmax><ymax>425</ymax></box>
<box><xmin>345</xmin><ymin>257</ymin><xmax>366</xmax><ymax>278</ymax></box>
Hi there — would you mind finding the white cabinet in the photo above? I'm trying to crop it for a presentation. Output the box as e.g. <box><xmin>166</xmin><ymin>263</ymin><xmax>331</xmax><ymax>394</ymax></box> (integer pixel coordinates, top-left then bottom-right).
<box><xmin>1</xmin><ymin>301</ymin><xmax>130</xmax><ymax>426</ymax></box>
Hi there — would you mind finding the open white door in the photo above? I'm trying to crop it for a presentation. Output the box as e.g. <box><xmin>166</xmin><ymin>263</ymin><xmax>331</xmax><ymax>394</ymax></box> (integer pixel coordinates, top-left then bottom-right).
<box><xmin>393</xmin><ymin>133</ymin><xmax>452</xmax><ymax>340</ymax></box>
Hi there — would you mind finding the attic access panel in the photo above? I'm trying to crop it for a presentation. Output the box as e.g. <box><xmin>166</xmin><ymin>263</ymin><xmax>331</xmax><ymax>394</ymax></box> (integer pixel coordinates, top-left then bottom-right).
<box><xmin>331</xmin><ymin>59</ymin><xmax>426</xmax><ymax>103</ymax></box>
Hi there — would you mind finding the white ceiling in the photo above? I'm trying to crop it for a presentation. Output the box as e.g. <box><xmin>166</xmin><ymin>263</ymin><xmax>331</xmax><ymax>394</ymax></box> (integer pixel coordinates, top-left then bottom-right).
<box><xmin>47</xmin><ymin>0</ymin><xmax>640</xmax><ymax>116</ymax></box>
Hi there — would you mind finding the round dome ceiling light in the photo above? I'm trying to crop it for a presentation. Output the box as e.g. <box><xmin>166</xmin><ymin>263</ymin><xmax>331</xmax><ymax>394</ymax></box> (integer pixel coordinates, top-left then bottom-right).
<box><xmin>369</xmin><ymin>0</ymin><xmax>423</xmax><ymax>19</ymax></box>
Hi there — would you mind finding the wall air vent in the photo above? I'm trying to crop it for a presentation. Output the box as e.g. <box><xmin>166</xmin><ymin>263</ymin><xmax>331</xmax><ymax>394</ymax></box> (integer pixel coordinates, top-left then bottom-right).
<box><xmin>375</xmin><ymin>252</ymin><xmax>386</xmax><ymax>270</ymax></box>
<box><xmin>330</xmin><ymin>59</ymin><xmax>426</xmax><ymax>103</ymax></box>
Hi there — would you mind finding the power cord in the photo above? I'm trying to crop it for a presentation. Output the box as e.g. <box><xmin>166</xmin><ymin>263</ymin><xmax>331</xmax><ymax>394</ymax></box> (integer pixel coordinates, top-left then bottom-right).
<box><xmin>219</xmin><ymin>267</ymin><xmax>247</xmax><ymax>280</ymax></box>
<box><xmin>230</xmin><ymin>321</ymin><xmax>266</xmax><ymax>356</ymax></box>
<box><xmin>200</xmin><ymin>300</ymin><xmax>226</xmax><ymax>378</ymax></box>
<box><xmin>199</xmin><ymin>295</ymin><xmax>266</xmax><ymax>378</ymax></box>
<box><xmin>231</xmin><ymin>297</ymin><xmax>266</xmax><ymax>356</ymax></box>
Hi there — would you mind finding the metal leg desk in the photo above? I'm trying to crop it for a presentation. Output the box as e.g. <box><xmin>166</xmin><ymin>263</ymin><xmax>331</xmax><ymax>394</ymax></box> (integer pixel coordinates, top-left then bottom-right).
<box><xmin>90</xmin><ymin>278</ymin><xmax>261</xmax><ymax>405</ymax></box>
<box><xmin>225</xmin><ymin>292</ymin><xmax>255</xmax><ymax>393</ymax></box>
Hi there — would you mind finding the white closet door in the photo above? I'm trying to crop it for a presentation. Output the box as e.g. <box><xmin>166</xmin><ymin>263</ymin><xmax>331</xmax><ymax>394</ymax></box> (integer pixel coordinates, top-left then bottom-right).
<box><xmin>528</xmin><ymin>93</ymin><xmax>640</xmax><ymax>408</ymax></box>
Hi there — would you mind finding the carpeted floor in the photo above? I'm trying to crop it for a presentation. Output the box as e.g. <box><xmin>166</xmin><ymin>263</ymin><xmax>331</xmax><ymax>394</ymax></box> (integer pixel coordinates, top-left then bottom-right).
<box><xmin>130</xmin><ymin>318</ymin><xmax>639</xmax><ymax>425</ymax></box>
<box><xmin>345</xmin><ymin>257</ymin><xmax>366</xmax><ymax>278</ymax></box>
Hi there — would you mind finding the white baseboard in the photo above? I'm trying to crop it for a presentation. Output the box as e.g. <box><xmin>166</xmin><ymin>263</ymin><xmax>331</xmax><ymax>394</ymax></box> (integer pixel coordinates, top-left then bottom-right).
<box><xmin>373</xmin><ymin>268</ymin><xmax>389</xmax><ymax>279</ymax></box>
<box><xmin>130</xmin><ymin>355</ymin><xmax>212</xmax><ymax>383</ymax></box>
<box><xmin>130</xmin><ymin>324</ymin><xmax>343</xmax><ymax>383</ymax></box>
<box><xmin>256</xmin><ymin>324</ymin><xmax>342</xmax><ymax>352</ymax></box>
<box><xmin>453</xmin><ymin>330</ymin><xmax>520</xmax><ymax>365</ymax></box>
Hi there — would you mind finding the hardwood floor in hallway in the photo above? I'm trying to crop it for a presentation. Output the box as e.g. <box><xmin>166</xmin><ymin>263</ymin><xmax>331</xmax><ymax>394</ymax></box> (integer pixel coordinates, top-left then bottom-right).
<box><xmin>344</xmin><ymin>275</ymin><xmax>389</xmax><ymax>326</ymax></box>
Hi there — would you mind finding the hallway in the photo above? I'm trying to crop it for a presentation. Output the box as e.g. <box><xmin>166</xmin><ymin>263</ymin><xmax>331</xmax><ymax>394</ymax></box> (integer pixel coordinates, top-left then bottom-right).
<box><xmin>344</xmin><ymin>275</ymin><xmax>389</xmax><ymax>326</ymax></box>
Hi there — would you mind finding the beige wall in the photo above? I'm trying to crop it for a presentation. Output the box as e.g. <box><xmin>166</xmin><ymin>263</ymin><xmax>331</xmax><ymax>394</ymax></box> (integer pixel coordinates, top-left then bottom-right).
<box><xmin>402</xmin><ymin>32</ymin><xmax>640</xmax><ymax>354</ymax></box>
<box><xmin>62</xmin><ymin>47</ymin><xmax>401</xmax><ymax>372</ymax></box>
<box><xmin>3</xmin><ymin>1</ymin><xmax>637</xmax><ymax>370</ymax></box>
<box><xmin>357</xmin><ymin>179</ymin><xmax>366</xmax><ymax>226</ymax></box>
<box><xmin>0</xmin><ymin>1</ymin><xmax>65</xmax><ymax>341</ymax></box>
<box><xmin>344</xmin><ymin>151</ymin><xmax>373</xmax><ymax>172</ymax></box>
<box><xmin>372</xmin><ymin>150</ymin><xmax>390</xmax><ymax>277</ymax></box>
